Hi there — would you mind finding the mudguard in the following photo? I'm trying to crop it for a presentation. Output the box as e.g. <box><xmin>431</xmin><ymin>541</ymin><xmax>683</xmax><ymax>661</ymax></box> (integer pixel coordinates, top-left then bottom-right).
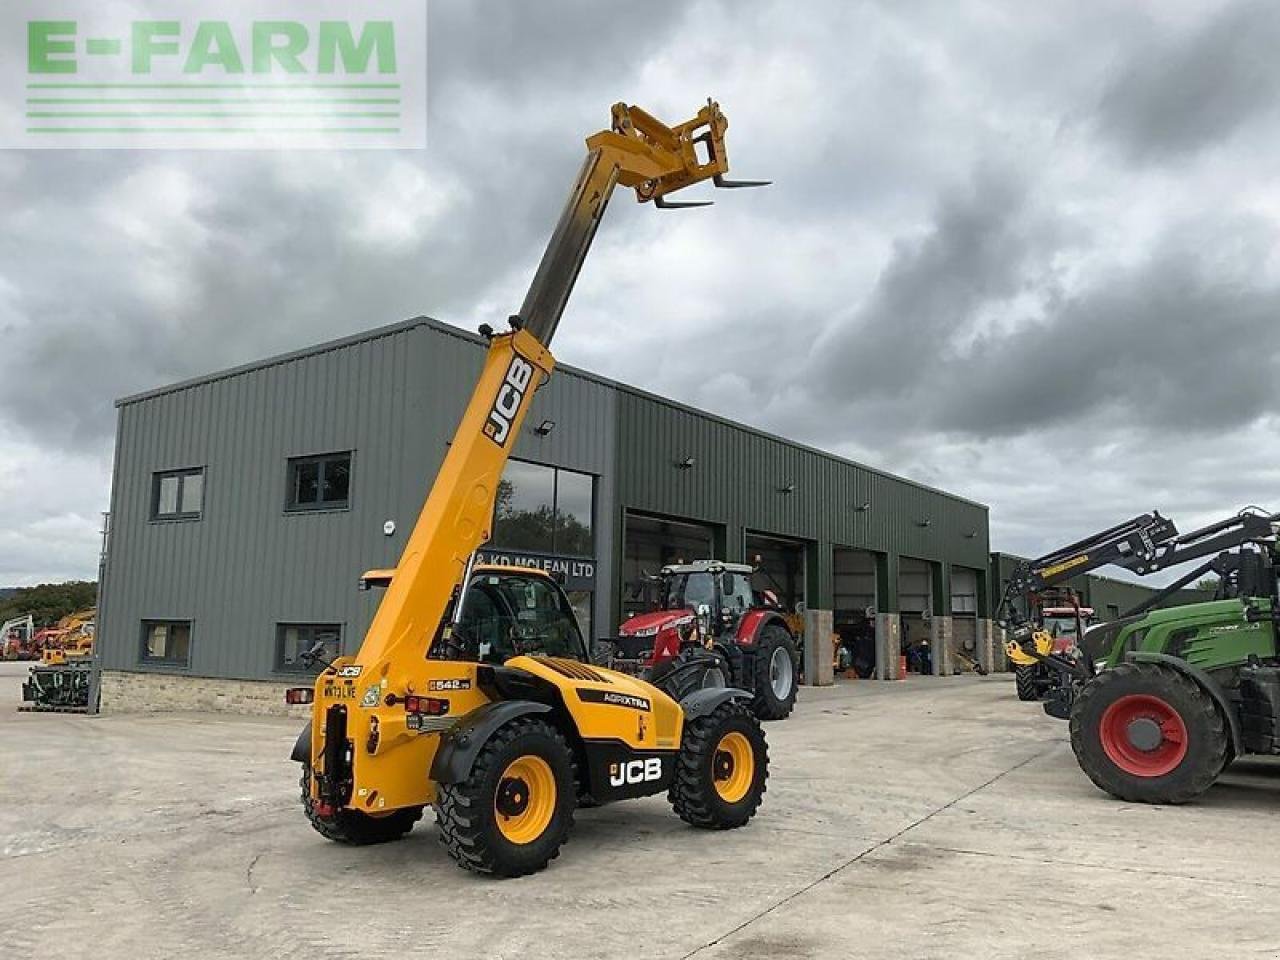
<box><xmin>734</xmin><ymin>609</ymin><xmax>789</xmax><ymax>646</ymax></box>
<box><xmin>430</xmin><ymin>700</ymin><xmax>552</xmax><ymax>784</ymax></box>
<box><xmin>679</xmin><ymin>686</ymin><xmax>751</xmax><ymax>722</ymax></box>
<box><xmin>290</xmin><ymin>721</ymin><xmax>311</xmax><ymax>763</ymax></box>
<box><xmin>1127</xmin><ymin>652</ymin><xmax>1241</xmax><ymax>751</ymax></box>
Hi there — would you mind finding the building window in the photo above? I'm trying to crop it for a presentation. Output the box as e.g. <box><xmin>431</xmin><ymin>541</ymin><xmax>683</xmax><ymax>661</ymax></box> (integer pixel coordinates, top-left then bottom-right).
<box><xmin>276</xmin><ymin>623</ymin><xmax>342</xmax><ymax>672</ymax></box>
<box><xmin>152</xmin><ymin>468</ymin><xmax>204</xmax><ymax>520</ymax></box>
<box><xmin>141</xmin><ymin>620</ymin><xmax>192</xmax><ymax>665</ymax></box>
<box><xmin>492</xmin><ymin>461</ymin><xmax>594</xmax><ymax>557</ymax></box>
<box><xmin>287</xmin><ymin>453</ymin><xmax>351</xmax><ymax>512</ymax></box>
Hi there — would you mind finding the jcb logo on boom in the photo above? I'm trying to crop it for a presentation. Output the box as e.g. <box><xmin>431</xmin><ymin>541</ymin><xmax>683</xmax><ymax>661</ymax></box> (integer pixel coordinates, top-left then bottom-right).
<box><xmin>483</xmin><ymin>355</ymin><xmax>534</xmax><ymax>447</ymax></box>
<box><xmin>609</xmin><ymin>757</ymin><xmax>664</xmax><ymax>787</ymax></box>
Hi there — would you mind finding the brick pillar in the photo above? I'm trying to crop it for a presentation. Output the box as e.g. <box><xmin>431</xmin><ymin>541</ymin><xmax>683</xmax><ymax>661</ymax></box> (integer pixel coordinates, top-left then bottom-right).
<box><xmin>930</xmin><ymin>615</ymin><xmax>954</xmax><ymax>676</ymax></box>
<box><xmin>874</xmin><ymin>613</ymin><xmax>901</xmax><ymax>680</ymax></box>
<box><xmin>803</xmin><ymin>609</ymin><xmax>834</xmax><ymax>686</ymax></box>
<box><xmin>992</xmin><ymin>620</ymin><xmax>1011</xmax><ymax>672</ymax></box>
<box><xmin>976</xmin><ymin>619</ymin><xmax>998</xmax><ymax>673</ymax></box>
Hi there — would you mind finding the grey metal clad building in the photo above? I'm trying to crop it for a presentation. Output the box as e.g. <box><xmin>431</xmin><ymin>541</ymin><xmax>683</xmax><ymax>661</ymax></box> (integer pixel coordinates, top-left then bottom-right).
<box><xmin>97</xmin><ymin>317</ymin><xmax>992</xmax><ymax>713</ymax></box>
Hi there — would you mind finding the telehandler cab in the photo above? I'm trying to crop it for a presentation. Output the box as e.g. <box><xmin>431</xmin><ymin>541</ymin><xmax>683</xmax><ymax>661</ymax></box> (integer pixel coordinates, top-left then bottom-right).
<box><xmin>288</xmin><ymin>100</ymin><xmax>771</xmax><ymax>877</ymax></box>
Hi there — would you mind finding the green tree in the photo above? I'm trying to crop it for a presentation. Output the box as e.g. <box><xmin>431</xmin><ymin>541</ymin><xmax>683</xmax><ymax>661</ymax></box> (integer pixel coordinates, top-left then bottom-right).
<box><xmin>0</xmin><ymin>581</ymin><xmax>97</xmax><ymax>628</ymax></box>
<box><xmin>492</xmin><ymin>479</ymin><xmax>592</xmax><ymax>557</ymax></box>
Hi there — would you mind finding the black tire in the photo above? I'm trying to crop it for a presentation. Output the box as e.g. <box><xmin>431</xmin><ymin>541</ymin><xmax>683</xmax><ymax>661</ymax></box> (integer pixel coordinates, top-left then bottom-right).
<box><xmin>751</xmin><ymin>624</ymin><xmax>798</xmax><ymax>721</ymax></box>
<box><xmin>670</xmin><ymin>700</ymin><xmax>768</xmax><ymax>829</ymax></box>
<box><xmin>1069</xmin><ymin>662</ymin><xmax>1227</xmax><ymax>805</ymax></box>
<box><xmin>434</xmin><ymin>716</ymin><xmax>576</xmax><ymax>877</ymax></box>
<box><xmin>1014</xmin><ymin>665</ymin><xmax>1041</xmax><ymax>701</ymax></box>
<box><xmin>647</xmin><ymin>647</ymin><xmax>729</xmax><ymax>701</ymax></box>
<box><xmin>299</xmin><ymin>766</ymin><xmax>422</xmax><ymax>845</ymax></box>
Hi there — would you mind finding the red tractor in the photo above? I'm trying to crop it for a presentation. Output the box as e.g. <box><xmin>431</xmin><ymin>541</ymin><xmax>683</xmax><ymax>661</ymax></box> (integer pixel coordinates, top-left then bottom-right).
<box><xmin>603</xmin><ymin>560</ymin><xmax>800</xmax><ymax>720</ymax></box>
<box><xmin>1014</xmin><ymin>588</ymin><xmax>1094</xmax><ymax>702</ymax></box>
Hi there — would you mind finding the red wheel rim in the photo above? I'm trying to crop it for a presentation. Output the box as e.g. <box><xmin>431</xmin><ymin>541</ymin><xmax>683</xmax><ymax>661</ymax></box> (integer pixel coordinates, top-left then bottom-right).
<box><xmin>1099</xmin><ymin>694</ymin><xmax>1188</xmax><ymax>777</ymax></box>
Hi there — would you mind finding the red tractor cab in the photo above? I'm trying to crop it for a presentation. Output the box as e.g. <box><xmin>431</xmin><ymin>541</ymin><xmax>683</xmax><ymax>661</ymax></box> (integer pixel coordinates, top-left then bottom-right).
<box><xmin>1014</xmin><ymin>589</ymin><xmax>1095</xmax><ymax>701</ymax></box>
<box><xmin>604</xmin><ymin>560</ymin><xmax>799</xmax><ymax>720</ymax></box>
<box><xmin>1041</xmin><ymin>605</ymin><xmax>1096</xmax><ymax>656</ymax></box>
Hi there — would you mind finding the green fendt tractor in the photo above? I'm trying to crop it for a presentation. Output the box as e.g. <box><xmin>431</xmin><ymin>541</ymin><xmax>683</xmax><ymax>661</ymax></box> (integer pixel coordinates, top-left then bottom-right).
<box><xmin>1000</xmin><ymin>508</ymin><xmax>1280</xmax><ymax>804</ymax></box>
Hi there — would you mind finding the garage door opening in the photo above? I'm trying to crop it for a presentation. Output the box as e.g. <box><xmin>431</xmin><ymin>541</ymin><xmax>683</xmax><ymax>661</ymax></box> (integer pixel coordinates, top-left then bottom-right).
<box><xmin>951</xmin><ymin>566</ymin><xmax>980</xmax><ymax>670</ymax></box>
<box><xmin>745</xmin><ymin>532</ymin><xmax>808</xmax><ymax>614</ymax></box>
<box><xmin>833</xmin><ymin>548</ymin><xmax>877</xmax><ymax>678</ymax></box>
<box><xmin>621</xmin><ymin>513</ymin><xmax>717</xmax><ymax>619</ymax></box>
<box><xmin>898</xmin><ymin>557</ymin><xmax>933</xmax><ymax>674</ymax></box>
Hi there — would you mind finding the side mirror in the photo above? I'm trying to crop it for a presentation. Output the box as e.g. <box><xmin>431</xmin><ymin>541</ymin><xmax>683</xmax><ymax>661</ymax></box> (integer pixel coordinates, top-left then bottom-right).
<box><xmin>720</xmin><ymin>572</ymin><xmax>735</xmax><ymax>595</ymax></box>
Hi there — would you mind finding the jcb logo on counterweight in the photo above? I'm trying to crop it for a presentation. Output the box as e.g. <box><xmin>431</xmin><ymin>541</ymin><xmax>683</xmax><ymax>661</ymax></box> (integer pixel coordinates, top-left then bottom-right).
<box><xmin>483</xmin><ymin>355</ymin><xmax>535</xmax><ymax>447</ymax></box>
<box><xmin>609</xmin><ymin>757</ymin><xmax>663</xmax><ymax>787</ymax></box>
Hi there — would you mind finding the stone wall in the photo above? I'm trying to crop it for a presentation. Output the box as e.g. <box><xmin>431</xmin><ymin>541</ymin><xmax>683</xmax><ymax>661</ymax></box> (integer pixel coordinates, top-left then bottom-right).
<box><xmin>99</xmin><ymin>670</ymin><xmax>311</xmax><ymax>718</ymax></box>
<box><xmin>874</xmin><ymin>613</ymin><xmax>902</xmax><ymax>680</ymax></box>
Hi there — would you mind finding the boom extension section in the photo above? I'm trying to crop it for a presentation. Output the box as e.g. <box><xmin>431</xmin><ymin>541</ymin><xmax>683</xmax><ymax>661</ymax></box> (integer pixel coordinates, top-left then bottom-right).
<box><xmin>519</xmin><ymin>100</ymin><xmax>767</xmax><ymax>346</ymax></box>
<box><xmin>345</xmin><ymin>98</ymin><xmax>763</xmax><ymax>718</ymax></box>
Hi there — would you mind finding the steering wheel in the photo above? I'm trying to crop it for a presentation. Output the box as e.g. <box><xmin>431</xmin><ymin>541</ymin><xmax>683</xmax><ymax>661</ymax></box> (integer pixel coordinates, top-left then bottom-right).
<box><xmin>509</xmin><ymin>622</ymin><xmax>551</xmax><ymax>656</ymax></box>
<box><xmin>436</xmin><ymin>623</ymin><xmax>478</xmax><ymax>661</ymax></box>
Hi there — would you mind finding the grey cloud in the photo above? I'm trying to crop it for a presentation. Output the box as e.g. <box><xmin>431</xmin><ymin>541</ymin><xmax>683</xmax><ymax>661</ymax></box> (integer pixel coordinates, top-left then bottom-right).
<box><xmin>1097</xmin><ymin>0</ymin><xmax>1280</xmax><ymax>161</ymax></box>
<box><xmin>4</xmin><ymin>0</ymin><xmax>1280</xmax><ymax>583</ymax></box>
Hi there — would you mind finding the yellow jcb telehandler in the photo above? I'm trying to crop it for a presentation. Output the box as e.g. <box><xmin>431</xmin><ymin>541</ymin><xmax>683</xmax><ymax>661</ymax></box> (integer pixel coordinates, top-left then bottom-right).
<box><xmin>287</xmin><ymin>99</ymin><xmax>771</xmax><ymax>877</ymax></box>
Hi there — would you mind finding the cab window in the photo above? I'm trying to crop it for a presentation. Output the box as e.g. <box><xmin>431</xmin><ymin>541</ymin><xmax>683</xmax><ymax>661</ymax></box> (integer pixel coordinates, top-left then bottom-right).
<box><xmin>449</xmin><ymin>574</ymin><xmax>588</xmax><ymax>663</ymax></box>
<box><xmin>722</xmin><ymin>573</ymin><xmax>754</xmax><ymax>614</ymax></box>
<box><xmin>666</xmin><ymin>572</ymin><xmax>716</xmax><ymax>611</ymax></box>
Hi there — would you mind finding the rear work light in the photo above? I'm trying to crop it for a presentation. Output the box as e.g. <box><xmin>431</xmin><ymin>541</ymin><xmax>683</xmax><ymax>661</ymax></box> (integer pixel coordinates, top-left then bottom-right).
<box><xmin>285</xmin><ymin>687</ymin><xmax>315</xmax><ymax>705</ymax></box>
<box><xmin>403</xmin><ymin>695</ymin><xmax>450</xmax><ymax>716</ymax></box>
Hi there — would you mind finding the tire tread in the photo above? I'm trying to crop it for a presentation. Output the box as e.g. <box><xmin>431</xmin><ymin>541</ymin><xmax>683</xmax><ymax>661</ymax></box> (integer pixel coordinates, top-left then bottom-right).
<box><xmin>1070</xmin><ymin>662</ymin><xmax>1227</xmax><ymax>804</ymax></box>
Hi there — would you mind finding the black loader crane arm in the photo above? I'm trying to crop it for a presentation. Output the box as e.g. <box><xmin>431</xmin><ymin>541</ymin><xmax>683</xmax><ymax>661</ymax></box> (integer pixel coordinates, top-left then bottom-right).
<box><xmin>999</xmin><ymin>508</ymin><xmax>1280</xmax><ymax>675</ymax></box>
<box><xmin>996</xmin><ymin>512</ymin><xmax>1179</xmax><ymax>631</ymax></box>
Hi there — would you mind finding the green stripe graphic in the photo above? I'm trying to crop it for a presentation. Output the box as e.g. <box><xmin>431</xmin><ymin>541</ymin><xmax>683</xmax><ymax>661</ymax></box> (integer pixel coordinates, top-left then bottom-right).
<box><xmin>27</xmin><ymin>127</ymin><xmax>401</xmax><ymax>133</ymax></box>
<box><xmin>28</xmin><ymin>82</ymin><xmax>401</xmax><ymax>90</ymax></box>
<box><xmin>27</xmin><ymin>98</ymin><xmax>401</xmax><ymax>104</ymax></box>
<box><xmin>28</xmin><ymin>112</ymin><xmax>400</xmax><ymax>118</ymax></box>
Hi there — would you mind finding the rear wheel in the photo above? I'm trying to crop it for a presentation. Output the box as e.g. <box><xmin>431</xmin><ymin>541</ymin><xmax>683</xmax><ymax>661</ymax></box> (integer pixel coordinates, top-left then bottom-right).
<box><xmin>670</xmin><ymin>701</ymin><xmax>768</xmax><ymax>828</ymax></box>
<box><xmin>434</xmin><ymin>717</ymin><xmax>576</xmax><ymax>877</ymax></box>
<box><xmin>1070</xmin><ymin>662</ymin><xmax>1227</xmax><ymax>804</ymax></box>
<box><xmin>299</xmin><ymin>766</ymin><xmax>422</xmax><ymax>845</ymax></box>
<box><xmin>751</xmin><ymin>625</ymin><xmax>798</xmax><ymax>720</ymax></box>
<box><xmin>1014</xmin><ymin>665</ymin><xmax>1041</xmax><ymax>701</ymax></box>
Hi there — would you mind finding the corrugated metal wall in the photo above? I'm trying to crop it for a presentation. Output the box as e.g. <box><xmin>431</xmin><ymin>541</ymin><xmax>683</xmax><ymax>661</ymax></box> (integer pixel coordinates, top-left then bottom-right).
<box><xmin>99</xmin><ymin>313</ymin><xmax>990</xmax><ymax>683</ymax></box>
<box><xmin>614</xmin><ymin>389</ymin><xmax>990</xmax><ymax>614</ymax></box>
<box><xmin>100</xmin><ymin>319</ymin><xmax>616</xmax><ymax>681</ymax></box>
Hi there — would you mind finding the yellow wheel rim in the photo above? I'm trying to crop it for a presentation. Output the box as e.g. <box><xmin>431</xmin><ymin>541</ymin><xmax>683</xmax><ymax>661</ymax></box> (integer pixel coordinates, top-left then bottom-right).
<box><xmin>494</xmin><ymin>755</ymin><xmax>557</xmax><ymax>845</ymax></box>
<box><xmin>712</xmin><ymin>731</ymin><xmax>754</xmax><ymax>804</ymax></box>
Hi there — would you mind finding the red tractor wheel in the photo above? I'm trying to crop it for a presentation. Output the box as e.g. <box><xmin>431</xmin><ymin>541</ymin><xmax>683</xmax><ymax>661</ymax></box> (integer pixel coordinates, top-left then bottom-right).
<box><xmin>1070</xmin><ymin>662</ymin><xmax>1227</xmax><ymax>804</ymax></box>
<box><xmin>1097</xmin><ymin>694</ymin><xmax>1188</xmax><ymax>777</ymax></box>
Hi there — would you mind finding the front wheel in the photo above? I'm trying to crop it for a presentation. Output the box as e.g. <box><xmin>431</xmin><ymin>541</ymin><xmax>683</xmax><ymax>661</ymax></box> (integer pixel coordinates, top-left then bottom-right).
<box><xmin>1069</xmin><ymin>662</ymin><xmax>1227</xmax><ymax>804</ymax></box>
<box><xmin>1014</xmin><ymin>665</ymin><xmax>1041</xmax><ymax>701</ymax></box>
<box><xmin>670</xmin><ymin>700</ymin><xmax>768</xmax><ymax>829</ymax></box>
<box><xmin>434</xmin><ymin>716</ymin><xmax>576</xmax><ymax>877</ymax></box>
<box><xmin>648</xmin><ymin>647</ymin><xmax>729</xmax><ymax>701</ymax></box>
<box><xmin>751</xmin><ymin>625</ymin><xmax>798</xmax><ymax>720</ymax></box>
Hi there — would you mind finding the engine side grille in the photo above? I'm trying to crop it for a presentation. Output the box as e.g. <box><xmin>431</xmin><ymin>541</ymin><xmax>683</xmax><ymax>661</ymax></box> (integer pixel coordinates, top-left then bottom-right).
<box><xmin>539</xmin><ymin>657</ymin><xmax>611</xmax><ymax>683</ymax></box>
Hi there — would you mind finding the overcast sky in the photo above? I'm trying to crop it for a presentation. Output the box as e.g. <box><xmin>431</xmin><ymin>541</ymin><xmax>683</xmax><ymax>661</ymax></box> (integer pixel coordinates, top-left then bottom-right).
<box><xmin>3</xmin><ymin>0</ymin><xmax>1279</xmax><ymax>587</ymax></box>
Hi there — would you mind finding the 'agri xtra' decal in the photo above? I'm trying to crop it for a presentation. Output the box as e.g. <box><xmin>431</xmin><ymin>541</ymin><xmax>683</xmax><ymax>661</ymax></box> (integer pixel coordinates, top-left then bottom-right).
<box><xmin>483</xmin><ymin>354</ymin><xmax>535</xmax><ymax>447</ymax></box>
<box><xmin>576</xmin><ymin>688</ymin><xmax>652</xmax><ymax>712</ymax></box>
